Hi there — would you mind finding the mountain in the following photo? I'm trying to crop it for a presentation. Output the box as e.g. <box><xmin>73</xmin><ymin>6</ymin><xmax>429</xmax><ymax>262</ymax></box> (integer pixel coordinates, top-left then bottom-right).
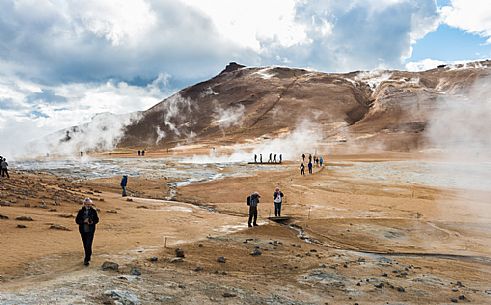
<box><xmin>44</xmin><ymin>60</ymin><xmax>491</xmax><ymax>154</ymax></box>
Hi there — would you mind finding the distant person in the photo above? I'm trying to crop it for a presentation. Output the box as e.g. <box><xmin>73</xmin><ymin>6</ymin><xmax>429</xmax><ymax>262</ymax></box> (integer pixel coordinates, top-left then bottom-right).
<box><xmin>80</xmin><ymin>151</ymin><xmax>83</xmax><ymax>157</ymax></box>
<box><xmin>302</xmin><ymin>153</ymin><xmax>305</xmax><ymax>162</ymax></box>
<box><xmin>300</xmin><ymin>163</ymin><xmax>305</xmax><ymax>175</ymax></box>
<box><xmin>308</xmin><ymin>161</ymin><xmax>313</xmax><ymax>174</ymax></box>
<box><xmin>254</xmin><ymin>154</ymin><xmax>257</xmax><ymax>163</ymax></box>
<box><xmin>260</xmin><ymin>154</ymin><xmax>263</xmax><ymax>163</ymax></box>
<box><xmin>247</xmin><ymin>192</ymin><xmax>261</xmax><ymax>227</ymax></box>
<box><xmin>141</xmin><ymin>150</ymin><xmax>145</xmax><ymax>156</ymax></box>
<box><xmin>121</xmin><ymin>175</ymin><xmax>128</xmax><ymax>197</ymax></box>
<box><xmin>273</xmin><ymin>187</ymin><xmax>284</xmax><ymax>217</ymax></box>
<box><xmin>279</xmin><ymin>154</ymin><xmax>282</xmax><ymax>163</ymax></box>
<box><xmin>269</xmin><ymin>153</ymin><xmax>272</xmax><ymax>163</ymax></box>
<box><xmin>75</xmin><ymin>198</ymin><xmax>99</xmax><ymax>266</ymax></box>
<box><xmin>138</xmin><ymin>150</ymin><xmax>141</xmax><ymax>156</ymax></box>
<box><xmin>273</xmin><ymin>154</ymin><xmax>277</xmax><ymax>163</ymax></box>
<box><xmin>1</xmin><ymin>158</ymin><xmax>9</xmax><ymax>178</ymax></box>
<box><xmin>320</xmin><ymin>156</ymin><xmax>324</xmax><ymax>167</ymax></box>
<box><xmin>308</xmin><ymin>154</ymin><xmax>312</xmax><ymax>163</ymax></box>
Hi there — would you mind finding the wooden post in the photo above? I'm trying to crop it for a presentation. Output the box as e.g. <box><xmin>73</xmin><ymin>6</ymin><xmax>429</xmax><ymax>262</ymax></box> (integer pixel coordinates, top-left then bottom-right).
<box><xmin>308</xmin><ymin>206</ymin><xmax>311</xmax><ymax>220</ymax></box>
<box><xmin>164</xmin><ymin>236</ymin><xmax>167</xmax><ymax>248</ymax></box>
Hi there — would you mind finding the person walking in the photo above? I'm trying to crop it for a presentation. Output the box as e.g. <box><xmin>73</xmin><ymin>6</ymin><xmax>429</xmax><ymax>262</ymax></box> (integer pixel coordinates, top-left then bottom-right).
<box><xmin>273</xmin><ymin>187</ymin><xmax>284</xmax><ymax>217</ymax></box>
<box><xmin>120</xmin><ymin>175</ymin><xmax>128</xmax><ymax>197</ymax></box>
<box><xmin>269</xmin><ymin>153</ymin><xmax>272</xmax><ymax>163</ymax></box>
<box><xmin>273</xmin><ymin>154</ymin><xmax>277</xmax><ymax>163</ymax></box>
<box><xmin>279</xmin><ymin>154</ymin><xmax>282</xmax><ymax>163</ymax></box>
<box><xmin>320</xmin><ymin>156</ymin><xmax>324</xmax><ymax>167</ymax></box>
<box><xmin>1</xmin><ymin>158</ymin><xmax>9</xmax><ymax>178</ymax></box>
<box><xmin>254</xmin><ymin>154</ymin><xmax>257</xmax><ymax>163</ymax></box>
<box><xmin>300</xmin><ymin>163</ymin><xmax>305</xmax><ymax>175</ymax></box>
<box><xmin>247</xmin><ymin>192</ymin><xmax>261</xmax><ymax>227</ymax></box>
<box><xmin>302</xmin><ymin>153</ymin><xmax>305</xmax><ymax>162</ymax></box>
<box><xmin>260</xmin><ymin>154</ymin><xmax>263</xmax><ymax>163</ymax></box>
<box><xmin>308</xmin><ymin>161</ymin><xmax>313</xmax><ymax>174</ymax></box>
<box><xmin>75</xmin><ymin>198</ymin><xmax>99</xmax><ymax>266</ymax></box>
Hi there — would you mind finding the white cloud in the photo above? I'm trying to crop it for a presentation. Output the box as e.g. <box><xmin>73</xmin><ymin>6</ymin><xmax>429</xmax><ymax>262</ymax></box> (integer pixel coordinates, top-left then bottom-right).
<box><xmin>181</xmin><ymin>0</ymin><xmax>308</xmax><ymax>51</ymax></box>
<box><xmin>441</xmin><ymin>0</ymin><xmax>491</xmax><ymax>43</ymax></box>
<box><xmin>0</xmin><ymin>75</ymin><xmax>172</xmax><ymax>158</ymax></box>
<box><xmin>405</xmin><ymin>58</ymin><xmax>446</xmax><ymax>71</ymax></box>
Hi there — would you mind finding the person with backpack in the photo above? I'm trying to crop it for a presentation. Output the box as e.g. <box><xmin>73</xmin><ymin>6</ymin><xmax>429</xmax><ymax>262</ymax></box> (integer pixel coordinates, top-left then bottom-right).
<box><xmin>75</xmin><ymin>198</ymin><xmax>99</xmax><ymax>266</ymax></box>
<box><xmin>247</xmin><ymin>192</ymin><xmax>261</xmax><ymax>227</ymax></box>
<box><xmin>308</xmin><ymin>160</ymin><xmax>313</xmax><ymax>174</ymax></box>
<box><xmin>120</xmin><ymin>175</ymin><xmax>128</xmax><ymax>197</ymax></box>
<box><xmin>273</xmin><ymin>187</ymin><xmax>284</xmax><ymax>217</ymax></box>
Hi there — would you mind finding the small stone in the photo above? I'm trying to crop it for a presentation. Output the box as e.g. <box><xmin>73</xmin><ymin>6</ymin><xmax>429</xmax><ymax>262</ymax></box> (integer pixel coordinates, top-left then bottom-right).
<box><xmin>458</xmin><ymin>295</ymin><xmax>466</xmax><ymax>300</ymax></box>
<box><xmin>456</xmin><ymin>281</ymin><xmax>464</xmax><ymax>287</ymax></box>
<box><xmin>374</xmin><ymin>283</ymin><xmax>384</xmax><ymax>288</ymax></box>
<box><xmin>450</xmin><ymin>297</ymin><xmax>458</xmax><ymax>303</ymax></box>
<box><xmin>16</xmin><ymin>224</ymin><xmax>27</xmax><ymax>228</ymax></box>
<box><xmin>250</xmin><ymin>249</ymin><xmax>262</xmax><ymax>256</ymax></box>
<box><xmin>194</xmin><ymin>266</ymin><xmax>204</xmax><ymax>272</ymax></box>
<box><xmin>48</xmin><ymin>208</ymin><xmax>57</xmax><ymax>212</ymax></box>
<box><xmin>175</xmin><ymin>248</ymin><xmax>185</xmax><ymax>258</ymax></box>
<box><xmin>0</xmin><ymin>214</ymin><xmax>8</xmax><ymax>219</ymax></box>
<box><xmin>126</xmin><ymin>198</ymin><xmax>133</xmax><ymax>202</ymax></box>
<box><xmin>170</xmin><ymin>257</ymin><xmax>183</xmax><ymax>263</ymax></box>
<box><xmin>99</xmin><ymin>198</ymin><xmax>105</xmax><ymax>201</ymax></box>
<box><xmin>107</xmin><ymin>210</ymin><xmax>118</xmax><ymax>214</ymax></box>
<box><xmin>149</xmin><ymin>256</ymin><xmax>158</xmax><ymax>262</ymax></box>
<box><xmin>382</xmin><ymin>273</ymin><xmax>388</xmax><ymax>277</ymax></box>
<box><xmin>15</xmin><ymin>216</ymin><xmax>33</xmax><ymax>221</ymax></box>
<box><xmin>356</xmin><ymin>282</ymin><xmax>361</xmax><ymax>286</ymax></box>
<box><xmin>198</xmin><ymin>243</ymin><xmax>203</xmax><ymax>247</ymax></box>
<box><xmin>130</xmin><ymin>267</ymin><xmax>141</xmax><ymax>276</ymax></box>
<box><xmin>0</xmin><ymin>201</ymin><xmax>11</xmax><ymax>207</ymax></box>
<box><xmin>222</xmin><ymin>292</ymin><xmax>237</xmax><ymax>298</ymax></box>
<box><xmin>397</xmin><ymin>287</ymin><xmax>405</xmax><ymax>292</ymax></box>
<box><xmin>101</xmin><ymin>261</ymin><xmax>119</xmax><ymax>271</ymax></box>
<box><xmin>49</xmin><ymin>224</ymin><xmax>71</xmax><ymax>231</ymax></box>
<box><xmin>178</xmin><ymin>284</ymin><xmax>186</xmax><ymax>289</ymax></box>
<box><xmin>217</xmin><ymin>256</ymin><xmax>226</xmax><ymax>263</ymax></box>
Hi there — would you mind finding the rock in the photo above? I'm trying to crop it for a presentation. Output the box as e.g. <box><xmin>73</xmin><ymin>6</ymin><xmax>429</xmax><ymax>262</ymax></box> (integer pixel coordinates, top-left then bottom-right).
<box><xmin>107</xmin><ymin>210</ymin><xmax>118</xmax><ymax>214</ymax></box>
<box><xmin>48</xmin><ymin>208</ymin><xmax>57</xmax><ymax>212</ymax></box>
<box><xmin>458</xmin><ymin>295</ymin><xmax>466</xmax><ymax>300</ymax></box>
<box><xmin>16</xmin><ymin>224</ymin><xmax>27</xmax><ymax>228</ymax></box>
<box><xmin>58</xmin><ymin>214</ymin><xmax>74</xmax><ymax>218</ymax></box>
<box><xmin>250</xmin><ymin>249</ymin><xmax>262</xmax><ymax>256</ymax></box>
<box><xmin>127</xmin><ymin>198</ymin><xmax>133</xmax><ymax>202</ymax></box>
<box><xmin>130</xmin><ymin>267</ymin><xmax>141</xmax><ymax>276</ymax></box>
<box><xmin>374</xmin><ymin>283</ymin><xmax>384</xmax><ymax>288</ymax></box>
<box><xmin>178</xmin><ymin>284</ymin><xmax>186</xmax><ymax>289</ymax></box>
<box><xmin>397</xmin><ymin>287</ymin><xmax>405</xmax><ymax>292</ymax></box>
<box><xmin>137</xmin><ymin>205</ymin><xmax>148</xmax><ymax>209</ymax></box>
<box><xmin>222</xmin><ymin>292</ymin><xmax>237</xmax><ymax>298</ymax></box>
<box><xmin>149</xmin><ymin>256</ymin><xmax>158</xmax><ymax>262</ymax></box>
<box><xmin>99</xmin><ymin>198</ymin><xmax>105</xmax><ymax>201</ymax></box>
<box><xmin>456</xmin><ymin>281</ymin><xmax>465</xmax><ymax>287</ymax></box>
<box><xmin>217</xmin><ymin>256</ymin><xmax>226</xmax><ymax>263</ymax></box>
<box><xmin>0</xmin><ymin>214</ymin><xmax>8</xmax><ymax>219</ymax></box>
<box><xmin>194</xmin><ymin>266</ymin><xmax>204</xmax><ymax>272</ymax></box>
<box><xmin>101</xmin><ymin>261</ymin><xmax>119</xmax><ymax>271</ymax></box>
<box><xmin>0</xmin><ymin>201</ymin><xmax>11</xmax><ymax>206</ymax></box>
<box><xmin>175</xmin><ymin>248</ymin><xmax>185</xmax><ymax>258</ymax></box>
<box><xmin>15</xmin><ymin>216</ymin><xmax>33</xmax><ymax>221</ymax></box>
<box><xmin>450</xmin><ymin>297</ymin><xmax>458</xmax><ymax>303</ymax></box>
<box><xmin>49</xmin><ymin>224</ymin><xmax>71</xmax><ymax>231</ymax></box>
<box><xmin>169</xmin><ymin>257</ymin><xmax>183</xmax><ymax>263</ymax></box>
<box><xmin>104</xmin><ymin>289</ymin><xmax>140</xmax><ymax>305</ymax></box>
<box><xmin>382</xmin><ymin>273</ymin><xmax>388</xmax><ymax>277</ymax></box>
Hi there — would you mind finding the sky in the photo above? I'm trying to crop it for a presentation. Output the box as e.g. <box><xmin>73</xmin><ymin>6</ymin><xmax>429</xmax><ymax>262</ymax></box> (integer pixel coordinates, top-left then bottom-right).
<box><xmin>1</xmin><ymin>0</ymin><xmax>491</xmax><ymax>156</ymax></box>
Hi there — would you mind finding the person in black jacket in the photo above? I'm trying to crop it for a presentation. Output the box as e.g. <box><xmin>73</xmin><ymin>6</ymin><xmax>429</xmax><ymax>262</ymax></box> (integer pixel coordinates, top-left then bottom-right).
<box><xmin>121</xmin><ymin>175</ymin><xmax>128</xmax><ymax>197</ymax></box>
<box><xmin>248</xmin><ymin>192</ymin><xmax>261</xmax><ymax>227</ymax></box>
<box><xmin>75</xmin><ymin>198</ymin><xmax>99</xmax><ymax>266</ymax></box>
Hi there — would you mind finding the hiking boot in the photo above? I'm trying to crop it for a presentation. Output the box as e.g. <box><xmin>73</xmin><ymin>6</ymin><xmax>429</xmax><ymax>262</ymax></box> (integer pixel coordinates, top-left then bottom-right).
<box><xmin>253</xmin><ymin>223</ymin><xmax>258</xmax><ymax>226</ymax></box>
<box><xmin>248</xmin><ymin>224</ymin><xmax>252</xmax><ymax>227</ymax></box>
<box><xmin>83</xmin><ymin>260</ymin><xmax>89</xmax><ymax>266</ymax></box>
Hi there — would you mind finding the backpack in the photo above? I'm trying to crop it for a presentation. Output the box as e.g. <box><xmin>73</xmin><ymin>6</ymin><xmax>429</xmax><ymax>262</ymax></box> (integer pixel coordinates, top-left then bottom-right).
<box><xmin>246</xmin><ymin>196</ymin><xmax>251</xmax><ymax>206</ymax></box>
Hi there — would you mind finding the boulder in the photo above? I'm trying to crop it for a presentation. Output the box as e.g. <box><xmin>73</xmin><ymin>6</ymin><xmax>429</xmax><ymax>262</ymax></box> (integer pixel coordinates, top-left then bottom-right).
<box><xmin>49</xmin><ymin>224</ymin><xmax>71</xmax><ymax>231</ymax></box>
<box><xmin>101</xmin><ymin>261</ymin><xmax>119</xmax><ymax>271</ymax></box>
<box><xmin>0</xmin><ymin>214</ymin><xmax>8</xmax><ymax>219</ymax></box>
<box><xmin>15</xmin><ymin>216</ymin><xmax>33</xmax><ymax>221</ymax></box>
<box><xmin>217</xmin><ymin>256</ymin><xmax>226</xmax><ymax>263</ymax></box>
<box><xmin>175</xmin><ymin>248</ymin><xmax>185</xmax><ymax>258</ymax></box>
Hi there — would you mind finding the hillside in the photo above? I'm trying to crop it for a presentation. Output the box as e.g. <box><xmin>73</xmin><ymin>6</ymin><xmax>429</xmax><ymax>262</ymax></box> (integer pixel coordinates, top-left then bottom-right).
<box><xmin>46</xmin><ymin>60</ymin><xmax>491</xmax><ymax>154</ymax></box>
